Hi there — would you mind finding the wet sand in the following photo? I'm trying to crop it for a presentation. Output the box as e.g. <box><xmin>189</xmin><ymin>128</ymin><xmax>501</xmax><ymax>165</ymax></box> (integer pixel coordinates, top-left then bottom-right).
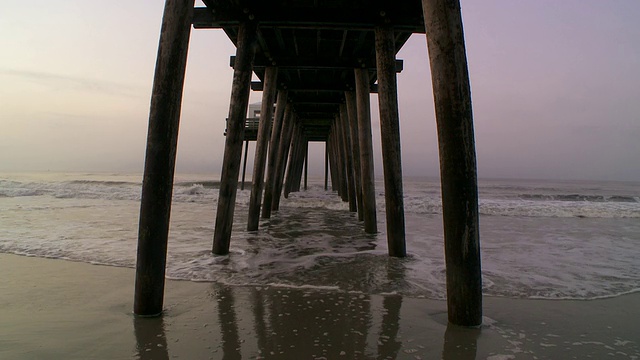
<box><xmin>1</xmin><ymin>253</ymin><xmax>638</xmax><ymax>359</ymax></box>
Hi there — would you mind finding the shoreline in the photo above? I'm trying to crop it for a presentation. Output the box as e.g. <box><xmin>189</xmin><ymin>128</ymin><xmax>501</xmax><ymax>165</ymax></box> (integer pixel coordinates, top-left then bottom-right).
<box><xmin>1</xmin><ymin>253</ymin><xmax>638</xmax><ymax>359</ymax></box>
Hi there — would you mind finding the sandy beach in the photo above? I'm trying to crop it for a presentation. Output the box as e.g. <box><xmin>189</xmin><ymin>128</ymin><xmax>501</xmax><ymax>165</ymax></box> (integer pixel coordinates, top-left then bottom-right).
<box><xmin>0</xmin><ymin>253</ymin><xmax>638</xmax><ymax>359</ymax></box>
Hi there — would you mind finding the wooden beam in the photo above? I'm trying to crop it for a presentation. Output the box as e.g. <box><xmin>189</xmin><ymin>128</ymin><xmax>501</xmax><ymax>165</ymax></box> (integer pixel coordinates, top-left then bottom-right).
<box><xmin>230</xmin><ymin>55</ymin><xmax>404</xmax><ymax>72</ymax></box>
<box><xmin>304</xmin><ymin>143</ymin><xmax>308</xmax><ymax>190</ymax></box>
<box><xmin>272</xmin><ymin>108</ymin><xmax>295</xmax><ymax>211</ymax></box>
<box><xmin>240</xmin><ymin>140</ymin><xmax>249</xmax><ymax>190</ymax></box>
<box><xmin>212</xmin><ymin>21</ymin><xmax>258</xmax><ymax>255</ymax></box>
<box><xmin>192</xmin><ymin>7</ymin><xmax>425</xmax><ymax>33</ymax></box>
<box><xmin>345</xmin><ymin>91</ymin><xmax>364</xmax><ymax>221</ymax></box>
<box><xmin>250</xmin><ymin>81</ymin><xmax>378</xmax><ymax>93</ymax></box>
<box><xmin>247</xmin><ymin>66</ymin><xmax>278</xmax><ymax>231</ymax></box>
<box><xmin>134</xmin><ymin>0</ymin><xmax>194</xmax><ymax>317</ymax></box>
<box><xmin>324</xmin><ymin>142</ymin><xmax>329</xmax><ymax>190</ymax></box>
<box><xmin>375</xmin><ymin>25</ymin><xmax>406</xmax><ymax>258</ymax></box>
<box><xmin>331</xmin><ymin>130</ymin><xmax>340</xmax><ymax>194</ymax></box>
<box><xmin>423</xmin><ymin>0</ymin><xmax>482</xmax><ymax>327</ymax></box>
<box><xmin>284</xmin><ymin>126</ymin><xmax>303</xmax><ymax>198</ymax></box>
<box><xmin>262</xmin><ymin>89</ymin><xmax>288</xmax><ymax>219</ymax></box>
<box><xmin>334</xmin><ymin>115</ymin><xmax>348</xmax><ymax>202</ymax></box>
<box><xmin>340</xmin><ymin>104</ymin><xmax>357</xmax><ymax>212</ymax></box>
<box><xmin>354</xmin><ymin>68</ymin><xmax>377</xmax><ymax>234</ymax></box>
<box><xmin>293</xmin><ymin>103</ymin><xmax>340</xmax><ymax>113</ymax></box>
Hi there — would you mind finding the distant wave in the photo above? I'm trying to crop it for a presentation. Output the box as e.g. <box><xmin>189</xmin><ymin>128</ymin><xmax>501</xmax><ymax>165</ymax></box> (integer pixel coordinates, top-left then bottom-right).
<box><xmin>397</xmin><ymin>197</ymin><xmax>640</xmax><ymax>218</ymax></box>
<box><xmin>67</xmin><ymin>180</ymin><xmax>140</xmax><ymax>186</ymax></box>
<box><xmin>175</xmin><ymin>181</ymin><xmax>220</xmax><ymax>188</ymax></box>
<box><xmin>520</xmin><ymin>193</ymin><xmax>638</xmax><ymax>203</ymax></box>
<box><xmin>0</xmin><ymin>189</ymin><xmax>46</xmax><ymax>197</ymax></box>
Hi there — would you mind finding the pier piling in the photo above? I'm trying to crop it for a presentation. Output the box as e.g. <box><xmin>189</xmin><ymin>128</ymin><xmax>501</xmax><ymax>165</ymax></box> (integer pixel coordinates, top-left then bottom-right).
<box><xmin>422</xmin><ymin>0</ymin><xmax>482</xmax><ymax>326</ymax></box>
<box><xmin>134</xmin><ymin>0</ymin><xmax>194</xmax><ymax>316</ymax></box>
<box><xmin>354</xmin><ymin>68</ymin><xmax>377</xmax><ymax>234</ymax></box>
<box><xmin>375</xmin><ymin>25</ymin><xmax>406</xmax><ymax>257</ymax></box>
<box><xmin>212</xmin><ymin>20</ymin><xmax>257</xmax><ymax>255</ymax></box>
<box><xmin>262</xmin><ymin>90</ymin><xmax>288</xmax><ymax>219</ymax></box>
<box><xmin>247</xmin><ymin>66</ymin><xmax>278</xmax><ymax>231</ymax></box>
<box><xmin>345</xmin><ymin>91</ymin><xmax>364</xmax><ymax>221</ymax></box>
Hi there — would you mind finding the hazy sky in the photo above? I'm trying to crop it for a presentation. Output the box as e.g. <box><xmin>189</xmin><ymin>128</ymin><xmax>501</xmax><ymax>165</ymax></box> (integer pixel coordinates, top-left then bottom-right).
<box><xmin>1</xmin><ymin>1</ymin><xmax>639</xmax><ymax>181</ymax></box>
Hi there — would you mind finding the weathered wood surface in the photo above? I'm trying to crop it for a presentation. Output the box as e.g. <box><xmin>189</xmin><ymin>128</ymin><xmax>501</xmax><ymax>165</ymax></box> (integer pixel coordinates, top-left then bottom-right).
<box><xmin>324</xmin><ymin>143</ymin><xmax>329</xmax><ymax>190</ymax></box>
<box><xmin>272</xmin><ymin>108</ymin><xmax>295</xmax><ymax>211</ymax></box>
<box><xmin>328</xmin><ymin>130</ymin><xmax>338</xmax><ymax>192</ymax></box>
<box><xmin>304</xmin><ymin>144</ymin><xmax>308</xmax><ymax>190</ymax></box>
<box><xmin>345</xmin><ymin>91</ymin><xmax>364</xmax><ymax>221</ymax></box>
<box><xmin>340</xmin><ymin>104</ymin><xmax>357</xmax><ymax>212</ymax></box>
<box><xmin>334</xmin><ymin>114</ymin><xmax>348</xmax><ymax>202</ymax></box>
<box><xmin>212</xmin><ymin>20</ymin><xmax>257</xmax><ymax>255</ymax></box>
<box><xmin>247</xmin><ymin>66</ymin><xmax>278</xmax><ymax>231</ymax></box>
<box><xmin>422</xmin><ymin>0</ymin><xmax>482</xmax><ymax>327</ymax></box>
<box><xmin>240</xmin><ymin>140</ymin><xmax>249</xmax><ymax>190</ymax></box>
<box><xmin>284</xmin><ymin>126</ymin><xmax>302</xmax><ymax>198</ymax></box>
<box><xmin>375</xmin><ymin>26</ymin><xmax>406</xmax><ymax>258</ymax></box>
<box><xmin>134</xmin><ymin>0</ymin><xmax>194</xmax><ymax>316</ymax></box>
<box><xmin>262</xmin><ymin>90</ymin><xmax>288</xmax><ymax>218</ymax></box>
<box><xmin>291</xmin><ymin>137</ymin><xmax>307</xmax><ymax>193</ymax></box>
<box><xmin>354</xmin><ymin>68</ymin><xmax>377</xmax><ymax>234</ymax></box>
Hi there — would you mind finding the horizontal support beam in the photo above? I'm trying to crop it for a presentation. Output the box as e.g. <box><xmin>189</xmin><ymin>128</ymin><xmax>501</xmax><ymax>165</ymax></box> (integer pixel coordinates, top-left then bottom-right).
<box><xmin>294</xmin><ymin>102</ymin><xmax>340</xmax><ymax>109</ymax></box>
<box><xmin>230</xmin><ymin>56</ymin><xmax>403</xmax><ymax>72</ymax></box>
<box><xmin>193</xmin><ymin>7</ymin><xmax>425</xmax><ymax>33</ymax></box>
<box><xmin>295</xmin><ymin>111</ymin><xmax>339</xmax><ymax>118</ymax></box>
<box><xmin>251</xmin><ymin>81</ymin><xmax>378</xmax><ymax>93</ymax></box>
<box><xmin>298</xmin><ymin>119</ymin><xmax>334</xmax><ymax>126</ymax></box>
<box><xmin>293</xmin><ymin>101</ymin><xmax>343</xmax><ymax>106</ymax></box>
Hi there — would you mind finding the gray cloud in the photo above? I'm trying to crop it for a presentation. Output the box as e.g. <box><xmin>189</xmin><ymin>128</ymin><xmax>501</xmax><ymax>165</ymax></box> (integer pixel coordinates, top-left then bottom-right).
<box><xmin>0</xmin><ymin>68</ymin><xmax>142</xmax><ymax>98</ymax></box>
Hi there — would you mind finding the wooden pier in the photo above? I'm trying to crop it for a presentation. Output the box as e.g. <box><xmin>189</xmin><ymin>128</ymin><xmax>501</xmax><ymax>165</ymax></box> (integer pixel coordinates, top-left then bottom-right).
<box><xmin>135</xmin><ymin>0</ymin><xmax>482</xmax><ymax>327</ymax></box>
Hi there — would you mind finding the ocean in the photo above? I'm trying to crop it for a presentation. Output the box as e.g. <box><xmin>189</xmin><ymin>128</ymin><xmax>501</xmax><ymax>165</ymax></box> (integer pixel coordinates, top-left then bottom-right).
<box><xmin>1</xmin><ymin>172</ymin><xmax>639</xmax><ymax>301</ymax></box>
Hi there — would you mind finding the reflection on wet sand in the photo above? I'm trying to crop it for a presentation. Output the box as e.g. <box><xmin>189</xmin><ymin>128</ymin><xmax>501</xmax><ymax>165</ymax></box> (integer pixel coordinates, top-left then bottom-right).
<box><xmin>217</xmin><ymin>286</ymin><xmax>242</xmax><ymax>360</ymax></box>
<box><xmin>132</xmin><ymin>239</ymin><xmax>482</xmax><ymax>359</ymax></box>
<box><xmin>132</xmin><ymin>283</ymin><xmax>482</xmax><ymax>359</ymax></box>
<box><xmin>442</xmin><ymin>324</ymin><xmax>480</xmax><ymax>360</ymax></box>
<box><xmin>377</xmin><ymin>295</ymin><xmax>402</xmax><ymax>359</ymax></box>
<box><xmin>133</xmin><ymin>315</ymin><xmax>169</xmax><ymax>360</ymax></box>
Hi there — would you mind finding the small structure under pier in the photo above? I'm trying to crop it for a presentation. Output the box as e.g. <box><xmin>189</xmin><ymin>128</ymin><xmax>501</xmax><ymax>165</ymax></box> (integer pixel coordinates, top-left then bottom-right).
<box><xmin>135</xmin><ymin>0</ymin><xmax>481</xmax><ymax>328</ymax></box>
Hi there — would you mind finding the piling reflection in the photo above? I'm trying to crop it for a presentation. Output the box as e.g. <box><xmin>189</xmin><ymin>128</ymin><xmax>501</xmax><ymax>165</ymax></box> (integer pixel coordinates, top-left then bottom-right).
<box><xmin>216</xmin><ymin>286</ymin><xmax>242</xmax><ymax>360</ymax></box>
<box><xmin>210</xmin><ymin>253</ymin><xmax>412</xmax><ymax>358</ymax></box>
<box><xmin>377</xmin><ymin>256</ymin><xmax>407</xmax><ymax>359</ymax></box>
<box><xmin>133</xmin><ymin>315</ymin><xmax>169</xmax><ymax>360</ymax></box>
<box><xmin>247</xmin><ymin>286</ymin><xmax>374</xmax><ymax>358</ymax></box>
<box><xmin>376</xmin><ymin>295</ymin><xmax>403</xmax><ymax>360</ymax></box>
<box><xmin>442</xmin><ymin>324</ymin><xmax>481</xmax><ymax>360</ymax></box>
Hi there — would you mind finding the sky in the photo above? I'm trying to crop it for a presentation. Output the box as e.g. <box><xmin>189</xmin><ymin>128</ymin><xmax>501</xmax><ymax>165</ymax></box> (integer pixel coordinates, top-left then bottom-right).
<box><xmin>0</xmin><ymin>1</ymin><xmax>639</xmax><ymax>182</ymax></box>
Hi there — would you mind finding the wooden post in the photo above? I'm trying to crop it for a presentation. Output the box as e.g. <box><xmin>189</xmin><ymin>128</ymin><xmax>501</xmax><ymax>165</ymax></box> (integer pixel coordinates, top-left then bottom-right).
<box><xmin>324</xmin><ymin>141</ymin><xmax>329</xmax><ymax>190</ymax></box>
<box><xmin>262</xmin><ymin>90</ymin><xmax>288</xmax><ymax>218</ymax></box>
<box><xmin>345</xmin><ymin>91</ymin><xmax>364</xmax><ymax>221</ymax></box>
<box><xmin>422</xmin><ymin>0</ymin><xmax>482</xmax><ymax>327</ymax></box>
<box><xmin>375</xmin><ymin>26</ymin><xmax>406</xmax><ymax>257</ymax></box>
<box><xmin>354</xmin><ymin>68</ymin><xmax>377</xmax><ymax>234</ymax></box>
<box><xmin>340</xmin><ymin>104</ymin><xmax>357</xmax><ymax>212</ymax></box>
<box><xmin>212</xmin><ymin>20</ymin><xmax>257</xmax><ymax>255</ymax></box>
<box><xmin>284</xmin><ymin>126</ymin><xmax>301</xmax><ymax>198</ymax></box>
<box><xmin>134</xmin><ymin>0</ymin><xmax>193</xmax><ymax>316</ymax></box>
<box><xmin>335</xmin><ymin>115</ymin><xmax>348</xmax><ymax>202</ymax></box>
<box><xmin>304</xmin><ymin>143</ymin><xmax>308</xmax><ymax>190</ymax></box>
<box><xmin>296</xmin><ymin>139</ymin><xmax>308</xmax><ymax>192</ymax></box>
<box><xmin>240</xmin><ymin>140</ymin><xmax>249</xmax><ymax>191</ymax></box>
<box><xmin>247</xmin><ymin>66</ymin><xmax>278</xmax><ymax>231</ymax></box>
<box><xmin>272</xmin><ymin>109</ymin><xmax>295</xmax><ymax>211</ymax></box>
<box><xmin>327</xmin><ymin>131</ymin><xmax>338</xmax><ymax>192</ymax></box>
<box><xmin>333</xmin><ymin>129</ymin><xmax>341</xmax><ymax>195</ymax></box>
<box><xmin>328</xmin><ymin>130</ymin><xmax>338</xmax><ymax>192</ymax></box>
<box><xmin>286</xmin><ymin>128</ymin><xmax>306</xmax><ymax>196</ymax></box>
